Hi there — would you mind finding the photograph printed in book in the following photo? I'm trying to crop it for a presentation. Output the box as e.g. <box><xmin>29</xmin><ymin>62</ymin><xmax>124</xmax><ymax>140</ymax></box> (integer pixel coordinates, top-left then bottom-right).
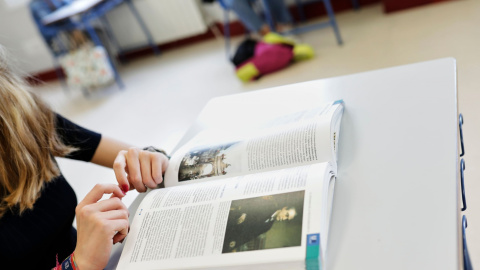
<box><xmin>222</xmin><ymin>190</ymin><xmax>305</xmax><ymax>253</ymax></box>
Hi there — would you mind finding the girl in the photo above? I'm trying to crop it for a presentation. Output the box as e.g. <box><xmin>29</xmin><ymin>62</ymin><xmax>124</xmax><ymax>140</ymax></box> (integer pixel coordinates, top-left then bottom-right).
<box><xmin>0</xmin><ymin>46</ymin><xmax>169</xmax><ymax>269</ymax></box>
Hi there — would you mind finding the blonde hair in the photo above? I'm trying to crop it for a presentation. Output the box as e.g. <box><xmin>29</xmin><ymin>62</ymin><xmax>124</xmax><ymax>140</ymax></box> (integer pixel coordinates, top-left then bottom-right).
<box><xmin>0</xmin><ymin>46</ymin><xmax>75</xmax><ymax>218</ymax></box>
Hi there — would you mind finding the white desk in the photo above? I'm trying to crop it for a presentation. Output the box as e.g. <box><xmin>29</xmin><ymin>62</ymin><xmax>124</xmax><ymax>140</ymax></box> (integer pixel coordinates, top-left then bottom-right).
<box><xmin>107</xmin><ymin>58</ymin><xmax>461</xmax><ymax>269</ymax></box>
<box><xmin>41</xmin><ymin>0</ymin><xmax>104</xmax><ymax>25</ymax></box>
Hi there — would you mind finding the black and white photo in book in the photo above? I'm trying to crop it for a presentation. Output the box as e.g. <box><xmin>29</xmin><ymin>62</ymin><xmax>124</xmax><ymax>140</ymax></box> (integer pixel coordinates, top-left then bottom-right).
<box><xmin>178</xmin><ymin>142</ymin><xmax>239</xmax><ymax>181</ymax></box>
<box><xmin>222</xmin><ymin>191</ymin><xmax>305</xmax><ymax>253</ymax></box>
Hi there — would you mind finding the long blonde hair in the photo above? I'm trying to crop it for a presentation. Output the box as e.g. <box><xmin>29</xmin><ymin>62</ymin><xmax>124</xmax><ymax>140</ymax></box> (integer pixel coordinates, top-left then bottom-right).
<box><xmin>0</xmin><ymin>46</ymin><xmax>75</xmax><ymax>218</ymax></box>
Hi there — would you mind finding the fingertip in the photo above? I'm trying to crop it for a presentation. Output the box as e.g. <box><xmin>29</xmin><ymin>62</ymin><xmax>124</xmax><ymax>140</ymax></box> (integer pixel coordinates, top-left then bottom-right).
<box><xmin>121</xmin><ymin>184</ymin><xmax>129</xmax><ymax>195</ymax></box>
<box><xmin>111</xmin><ymin>185</ymin><xmax>126</xmax><ymax>199</ymax></box>
<box><xmin>162</xmin><ymin>158</ymin><xmax>169</xmax><ymax>172</ymax></box>
<box><xmin>137</xmin><ymin>186</ymin><xmax>147</xmax><ymax>193</ymax></box>
<box><xmin>113</xmin><ymin>233</ymin><xmax>127</xmax><ymax>244</ymax></box>
<box><xmin>155</xmin><ymin>176</ymin><xmax>163</xmax><ymax>185</ymax></box>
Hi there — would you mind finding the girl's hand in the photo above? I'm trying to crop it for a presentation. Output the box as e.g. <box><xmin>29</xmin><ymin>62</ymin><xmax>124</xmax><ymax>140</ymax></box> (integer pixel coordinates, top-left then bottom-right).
<box><xmin>113</xmin><ymin>147</ymin><xmax>169</xmax><ymax>193</ymax></box>
<box><xmin>74</xmin><ymin>184</ymin><xmax>129</xmax><ymax>270</ymax></box>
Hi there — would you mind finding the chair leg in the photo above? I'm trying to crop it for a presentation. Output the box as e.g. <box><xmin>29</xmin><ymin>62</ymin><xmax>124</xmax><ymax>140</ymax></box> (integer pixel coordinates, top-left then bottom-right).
<box><xmin>100</xmin><ymin>16</ymin><xmax>125</xmax><ymax>62</ymax></box>
<box><xmin>49</xmin><ymin>35</ymin><xmax>71</xmax><ymax>94</ymax></box>
<box><xmin>351</xmin><ymin>0</ymin><xmax>360</xmax><ymax>10</ymax></box>
<box><xmin>84</xmin><ymin>21</ymin><xmax>125</xmax><ymax>89</ymax></box>
<box><xmin>260</xmin><ymin>0</ymin><xmax>276</xmax><ymax>32</ymax></box>
<box><xmin>53</xmin><ymin>58</ymin><xmax>71</xmax><ymax>94</ymax></box>
<box><xmin>323</xmin><ymin>0</ymin><xmax>343</xmax><ymax>45</ymax></box>
<box><xmin>51</xmin><ymin>37</ymin><xmax>87</xmax><ymax>96</ymax></box>
<box><xmin>125</xmin><ymin>0</ymin><xmax>160</xmax><ymax>55</ymax></box>
<box><xmin>294</xmin><ymin>0</ymin><xmax>307</xmax><ymax>22</ymax></box>
<box><xmin>223</xmin><ymin>10</ymin><xmax>232</xmax><ymax>60</ymax></box>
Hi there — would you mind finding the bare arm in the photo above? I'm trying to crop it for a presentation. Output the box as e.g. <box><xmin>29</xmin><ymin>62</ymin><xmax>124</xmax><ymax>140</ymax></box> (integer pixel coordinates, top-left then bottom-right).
<box><xmin>90</xmin><ymin>137</ymin><xmax>132</xmax><ymax>168</ymax></box>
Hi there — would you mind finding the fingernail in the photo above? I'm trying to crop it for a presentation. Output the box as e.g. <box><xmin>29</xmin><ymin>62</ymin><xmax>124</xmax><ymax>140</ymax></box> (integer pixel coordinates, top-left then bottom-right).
<box><xmin>122</xmin><ymin>184</ymin><xmax>129</xmax><ymax>195</ymax></box>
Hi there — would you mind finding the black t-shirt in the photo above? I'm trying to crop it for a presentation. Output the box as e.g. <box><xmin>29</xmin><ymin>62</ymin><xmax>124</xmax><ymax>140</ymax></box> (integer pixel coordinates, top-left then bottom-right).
<box><xmin>0</xmin><ymin>114</ymin><xmax>101</xmax><ymax>269</ymax></box>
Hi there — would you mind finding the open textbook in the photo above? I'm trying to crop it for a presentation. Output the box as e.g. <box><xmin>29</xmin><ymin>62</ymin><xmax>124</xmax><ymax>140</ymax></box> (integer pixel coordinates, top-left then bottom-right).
<box><xmin>117</xmin><ymin>100</ymin><xmax>344</xmax><ymax>270</ymax></box>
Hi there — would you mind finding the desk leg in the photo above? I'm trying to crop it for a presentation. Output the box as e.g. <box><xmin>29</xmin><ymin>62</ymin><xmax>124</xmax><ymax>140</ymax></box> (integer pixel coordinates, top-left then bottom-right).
<box><xmin>223</xmin><ymin>10</ymin><xmax>232</xmax><ymax>60</ymax></box>
<box><xmin>323</xmin><ymin>0</ymin><xmax>343</xmax><ymax>45</ymax></box>
<box><xmin>100</xmin><ymin>16</ymin><xmax>125</xmax><ymax>62</ymax></box>
<box><xmin>351</xmin><ymin>0</ymin><xmax>360</xmax><ymax>10</ymax></box>
<box><xmin>52</xmin><ymin>57</ymin><xmax>71</xmax><ymax>94</ymax></box>
<box><xmin>125</xmin><ymin>0</ymin><xmax>160</xmax><ymax>55</ymax></box>
<box><xmin>294</xmin><ymin>0</ymin><xmax>307</xmax><ymax>22</ymax></box>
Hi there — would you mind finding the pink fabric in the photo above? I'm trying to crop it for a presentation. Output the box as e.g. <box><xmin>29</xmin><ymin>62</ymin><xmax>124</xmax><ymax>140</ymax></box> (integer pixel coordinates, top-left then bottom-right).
<box><xmin>252</xmin><ymin>42</ymin><xmax>293</xmax><ymax>75</ymax></box>
<box><xmin>236</xmin><ymin>42</ymin><xmax>293</xmax><ymax>79</ymax></box>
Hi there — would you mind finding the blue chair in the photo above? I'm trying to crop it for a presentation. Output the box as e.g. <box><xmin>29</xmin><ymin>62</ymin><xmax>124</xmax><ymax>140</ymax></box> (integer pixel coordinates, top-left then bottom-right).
<box><xmin>218</xmin><ymin>0</ymin><xmax>238</xmax><ymax>59</ymax></box>
<box><xmin>30</xmin><ymin>1</ymin><xmax>71</xmax><ymax>55</ymax></box>
<box><xmin>218</xmin><ymin>0</ymin><xmax>343</xmax><ymax>60</ymax></box>
<box><xmin>78</xmin><ymin>0</ymin><xmax>162</xmax><ymax>89</ymax></box>
<box><xmin>29</xmin><ymin>0</ymin><xmax>124</xmax><ymax>91</ymax></box>
<box><xmin>218</xmin><ymin>0</ymin><xmax>267</xmax><ymax>59</ymax></box>
<box><xmin>80</xmin><ymin>0</ymin><xmax>160</xmax><ymax>60</ymax></box>
<box><xmin>262</xmin><ymin>0</ymin><xmax>343</xmax><ymax>45</ymax></box>
<box><xmin>29</xmin><ymin>0</ymin><xmax>83</xmax><ymax>92</ymax></box>
<box><xmin>30</xmin><ymin>0</ymin><xmax>160</xmax><ymax>91</ymax></box>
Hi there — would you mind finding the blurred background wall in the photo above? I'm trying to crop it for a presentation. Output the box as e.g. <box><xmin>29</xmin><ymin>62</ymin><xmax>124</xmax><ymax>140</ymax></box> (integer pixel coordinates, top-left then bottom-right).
<box><xmin>0</xmin><ymin>0</ymin><xmax>208</xmax><ymax>74</ymax></box>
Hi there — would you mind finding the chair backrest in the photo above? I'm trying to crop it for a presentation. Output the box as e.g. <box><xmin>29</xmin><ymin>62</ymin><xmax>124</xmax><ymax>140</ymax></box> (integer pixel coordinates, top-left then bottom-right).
<box><xmin>29</xmin><ymin>0</ymin><xmax>58</xmax><ymax>41</ymax></box>
<box><xmin>28</xmin><ymin>0</ymin><xmax>76</xmax><ymax>55</ymax></box>
<box><xmin>217</xmin><ymin>0</ymin><xmax>228</xmax><ymax>10</ymax></box>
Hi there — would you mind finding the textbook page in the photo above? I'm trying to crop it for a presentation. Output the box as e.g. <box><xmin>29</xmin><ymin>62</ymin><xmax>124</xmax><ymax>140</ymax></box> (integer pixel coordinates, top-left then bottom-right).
<box><xmin>117</xmin><ymin>163</ymin><xmax>333</xmax><ymax>270</ymax></box>
<box><xmin>164</xmin><ymin>102</ymin><xmax>343</xmax><ymax>187</ymax></box>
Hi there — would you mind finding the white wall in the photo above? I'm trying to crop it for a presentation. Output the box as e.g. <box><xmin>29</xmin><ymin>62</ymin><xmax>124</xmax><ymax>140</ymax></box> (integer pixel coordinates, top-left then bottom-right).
<box><xmin>0</xmin><ymin>0</ymin><xmax>298</xmax><ymax>74</ymax></box>
<box><xmin>105</xmin><ymin>0</ymin><xmax>207</xmax><ymax>49</ymax></box>
<box><xmin>0</xmin><ymin>0</ymin><xmax>207</xmax><ymax>74</ymax></box>
<box><xmin>200</xmin><ymin>0</ymin><xmax>298</xmax><ymax>25</ymax></box>
<box><xmin>0</xmin><ymin>0</ymin><xmax>54</xmax><ymax>73</ymax></box>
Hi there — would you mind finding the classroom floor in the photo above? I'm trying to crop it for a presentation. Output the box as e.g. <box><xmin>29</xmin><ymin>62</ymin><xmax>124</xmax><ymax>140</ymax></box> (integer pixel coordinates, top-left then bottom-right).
<box><xmin>34</xmin><ymin>0</ymin><xmax>480</xmax><ymax>267</ymax></box>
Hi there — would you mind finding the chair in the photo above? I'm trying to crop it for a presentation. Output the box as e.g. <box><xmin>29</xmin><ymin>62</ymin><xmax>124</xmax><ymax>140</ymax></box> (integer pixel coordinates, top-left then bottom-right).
<box><xmin>262</xmin><ymin>0</ymin><xmax>343</xmax><ymax>45</ymax></box>
<box><xmin>217</xmin><ymin>0</ymin><xmax>238</xmax><ymax>59</ymax></box>
<box><xmin>218</xmin><ymin>0</ymin><xmax>344</xmax><ymax>60</ymax></box>
<box><xmin>81</xmin><ymin>0</ymin><xmax>160</xmax><ymax>60</ymax></box>
<box><xmin>30</xmin><ymin>0</ymin><xmax>160</xmax><ymax>92</ymax></box>
<box><xmin>218</xmin><ymin>0</ymin><xmax>273</xmax><ymax>59</ymax></box>
<box><xmin>29</xmin><ymin>0</ymin><xmax>82</xmax><ymax>92</ymax></box>
<box><xmin>79</xmin><ymin>0</ymin><xmax>161</xmax><ymax>89</ymax></box>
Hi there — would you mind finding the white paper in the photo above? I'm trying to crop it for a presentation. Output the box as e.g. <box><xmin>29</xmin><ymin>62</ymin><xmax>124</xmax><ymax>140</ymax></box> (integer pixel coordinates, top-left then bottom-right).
<box><xmin>117</xmin><ymin>163</ymin><xmax>332</xmax><ymax>270</ymax></box>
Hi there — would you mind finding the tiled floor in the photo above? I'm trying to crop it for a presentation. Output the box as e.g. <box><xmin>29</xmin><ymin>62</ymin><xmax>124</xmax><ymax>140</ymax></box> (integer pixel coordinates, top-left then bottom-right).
<box><xmin>34</xmin><ymin>1</ymin><xmax>480</xmax><ymax>267</ymax></box>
